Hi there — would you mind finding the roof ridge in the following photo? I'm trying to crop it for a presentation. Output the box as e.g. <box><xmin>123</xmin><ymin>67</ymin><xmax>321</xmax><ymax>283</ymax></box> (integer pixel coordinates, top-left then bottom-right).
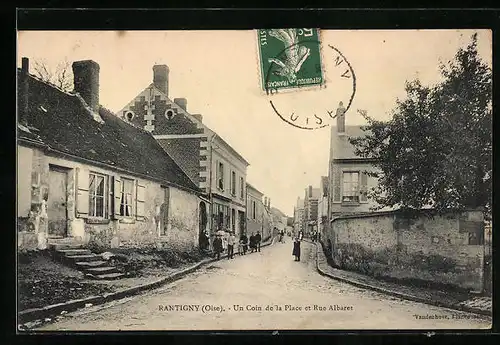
<box><xmin>19</xmin><ymin>68</ymin><xmax>76</xmax><ymax>97</ymax></box>
<box><xmin>101</xmin><ymin>105</ymin><xmax>156</xmax><ymax>135</ymax></box>
<box><xmin>149</xmin><ymin>84</ymin><xmax>250</xmax><ymax>166</ymax></box>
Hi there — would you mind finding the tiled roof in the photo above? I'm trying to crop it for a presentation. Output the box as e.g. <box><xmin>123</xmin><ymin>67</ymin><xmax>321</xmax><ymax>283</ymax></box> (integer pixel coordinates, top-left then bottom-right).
<box><xmin>246</xmin><ymin>182</ymin><xmax>263</xmax><ymax>196</ymax></box>
<box><xmin>17</xmin><ymin>71</ymin><xmax>200</xmax><ymax>193</ymax></box>
<box><xmin>329</xmin><ymin>125</ymin><xmax>370</xmax><ymax>160</ymax></box>
<box><xmin>320</xmin><ymin>176</ymin><xmax>328</xmax><ymax>196</ymax></box>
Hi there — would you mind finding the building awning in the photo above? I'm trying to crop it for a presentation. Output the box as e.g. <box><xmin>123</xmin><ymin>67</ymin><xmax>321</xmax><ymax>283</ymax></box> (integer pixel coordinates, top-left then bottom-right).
<box><xmin>199</xmin><ymin>195</ymin><xmax>211</xmax><ymax>204</ymax></box>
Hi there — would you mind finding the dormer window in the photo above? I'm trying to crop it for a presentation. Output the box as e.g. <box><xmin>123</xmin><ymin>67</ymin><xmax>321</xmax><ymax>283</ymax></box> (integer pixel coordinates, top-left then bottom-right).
<box><xmin>165</xmin><ymin>109</ymin><xmax>175</xmax><ymax>120</ymax></box>
<box><xmin>125</xmin><ymin>110</ymin><xmax>135</xmax><ymax>122</ymax></box>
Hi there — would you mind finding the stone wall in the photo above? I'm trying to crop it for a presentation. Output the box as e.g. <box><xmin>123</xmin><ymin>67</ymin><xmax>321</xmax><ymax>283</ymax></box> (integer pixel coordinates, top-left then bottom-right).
<box><xmin>325</xmin><ymin>210</ymin><xmax>485</xmax><ymax>292</ymax></box>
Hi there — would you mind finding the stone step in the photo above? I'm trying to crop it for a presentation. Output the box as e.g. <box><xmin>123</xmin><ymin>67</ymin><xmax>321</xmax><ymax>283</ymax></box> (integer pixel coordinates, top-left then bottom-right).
<box><xmin>87</xmin><ymin>272</ymin><xmax>126</xmax><ymax>280</ymax></box>
<box><xmin>58</xmin><ymin>249</ymin><xmax>93</xmax><ymax>256</ymax></box>
<box><xmin>66</xmin><ymin>254</ymin><xmax>102</xmax><ymax>262</ymax></box>
<box><xmin>85</xmin><ymin>266</ymin><xmax>120</xmax><ymax>275</ymax></box>
<box><xmin>51</xmin><ymin>243</ymin><xmax>85</xmax><ymax>250</ymax></box>
<box><xmin>75</xmin><ymin>260</ymin><xmax>108</xmax><ymax>268</ymax></box>
<box><xmin>48</xmin><ymin>237</ymin><xmax>80</xmax><ymax>243</ymax></box>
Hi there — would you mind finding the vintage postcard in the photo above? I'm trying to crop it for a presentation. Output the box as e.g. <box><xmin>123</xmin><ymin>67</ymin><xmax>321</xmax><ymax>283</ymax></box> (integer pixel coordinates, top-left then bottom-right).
<box><xmin>16</xmin><ymin>28</ymin><xmax>492</xmax><ymax>332</ymax></box>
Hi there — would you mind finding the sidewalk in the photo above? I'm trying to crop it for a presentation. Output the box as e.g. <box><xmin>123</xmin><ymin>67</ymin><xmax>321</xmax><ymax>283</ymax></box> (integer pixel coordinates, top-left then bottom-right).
<box><xmin>313</xmin><ymin>242</ymin><xmax>492</xmax><ymax>317</ymax></box>
<box><xmin>19</xmin><ymin>238</ymin><xmax>276</xmax><ymax>328</ymax></box>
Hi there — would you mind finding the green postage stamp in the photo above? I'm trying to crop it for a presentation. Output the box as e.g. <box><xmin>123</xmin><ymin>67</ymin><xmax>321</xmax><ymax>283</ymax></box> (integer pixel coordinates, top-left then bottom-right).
<box><xmin>257</xmin><ymin>28</ymin><xmax>324</xmax><ymax>92</ymax></box>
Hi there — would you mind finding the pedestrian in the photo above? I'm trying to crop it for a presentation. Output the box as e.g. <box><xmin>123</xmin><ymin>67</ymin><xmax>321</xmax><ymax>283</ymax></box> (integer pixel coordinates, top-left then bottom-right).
<box><xmin>249</xmin><ymin>232</ymin><xmax>256</xmax><ymax>253</ymax></box>
<box><xmin>239</xmin><ymin>233</ymin><xmax>248</xmax><ymax>255</ymax></box>
<box><xmin>292</xmin><ymin>237</ymin><xmax>301</xmax><ymax>261</ymax></box>
<box><xmin>227</xmin><ymin>231</ymin><xmax>236</xmax><ymax>259</ymax></box>
<box><xmin>255</xmin><ymin>231</ymin><xmax>262</xmax><ymax>252</ymax></box>
<box><xmin>213</xmin><ymin>234</ymin><xmax>223</xmax><ymax>260</ymax></box>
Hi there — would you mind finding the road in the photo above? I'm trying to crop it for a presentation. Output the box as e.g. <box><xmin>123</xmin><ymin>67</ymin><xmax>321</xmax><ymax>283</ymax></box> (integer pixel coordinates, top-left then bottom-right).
<box><xmin>37</xmin><ymin>238</ymin><xmax>491</xmax><ymax>331</ymax></box>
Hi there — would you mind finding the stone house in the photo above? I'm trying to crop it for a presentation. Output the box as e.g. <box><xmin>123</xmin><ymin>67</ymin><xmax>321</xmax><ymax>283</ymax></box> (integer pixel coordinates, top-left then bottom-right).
<box><xmin>17</xmin><ymin>58</ymin><xmax>202</xmax><ymax>251</ymax></box>
<box><xmin>116</xmin><ymin>65</ymin><xmax>249</xmax><ymax>244</ymax></box>
<box><xmin>293</xmin><ymin>197</ymin><xmax>305</xmax><ymax>236</ymax></box>
<box><xmin>246</xmin><ymin>183</ymin><xmax>272</xmax><ymax>240</ymax></box>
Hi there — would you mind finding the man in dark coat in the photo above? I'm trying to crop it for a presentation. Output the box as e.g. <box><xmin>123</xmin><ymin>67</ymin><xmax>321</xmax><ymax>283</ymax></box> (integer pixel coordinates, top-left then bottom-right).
<box><xmin>239</xmin><ymin>233</ymin><xmax>248</xmax><ymax>255</ymax></box>
<box><xmin>249</xmin><ymin>233</ymin><xmax>256</xmax><ymax>253</ymax></box>
<box><xmin>292</xmin><ymin>237</ymin><xmax>301</xmax><ymax>261</ymax></box>
<box><xmin>213</xmin><ymin>234</ymin><xmax>223</xmax><ymax>260</ymax></box>
<box><xmin>255</xmin><ymin>231</ymin><xmax>262</xmax><ymax>252</ymax></box>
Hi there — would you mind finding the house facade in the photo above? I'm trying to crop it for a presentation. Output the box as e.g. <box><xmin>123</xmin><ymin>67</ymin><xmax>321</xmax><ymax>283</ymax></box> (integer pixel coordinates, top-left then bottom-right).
<box><xmin>17</xmin><ymin>58</ymin><xmax>201</xmax><ymax>251</ymax></box>
<box><xmin>116</xmin><ymin>64</ymin><xmax>249</xmax><ymax>243</ymax></box>
<box><xmin>293</xmin><ymin>197</ymin><xmax>305</xmax><ymax>236</ymax></box>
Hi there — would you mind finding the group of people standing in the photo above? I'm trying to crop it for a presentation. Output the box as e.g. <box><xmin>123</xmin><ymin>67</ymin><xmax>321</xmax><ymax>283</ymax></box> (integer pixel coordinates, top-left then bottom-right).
<box><xmin>212</xmin><ymin>231</ymin><xmax>262</xmax><ymax>260</ymax></box>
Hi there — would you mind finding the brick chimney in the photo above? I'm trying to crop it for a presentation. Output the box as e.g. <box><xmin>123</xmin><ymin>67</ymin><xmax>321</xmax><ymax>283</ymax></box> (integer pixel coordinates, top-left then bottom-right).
<box><xmin>72</xmin><ymin>60</ymin><xmax>100</xmax><ymax>112</ymax></box>
<box><xmin>19</xmin><ymin>57</ymin><xmax>30</xmax><ymax>124</ymax></box>
<box><xmin>192</xmin><ymin>113</ymin><xmax>203</xmax><ymax>122</ymax></box>
<box><xmin>153</xmin><ymin>64</ymin><xmax>169</xmax><ymax>96</ymax></box>
<box><xmin>336</xmin><ymin>101</ymin><xmax>346</xmax><ymax>134</ymax></box>
<box><xmin>174</xmin><ymin>98</ymin><xmax>187</xmax><ymax>111</ymax></box>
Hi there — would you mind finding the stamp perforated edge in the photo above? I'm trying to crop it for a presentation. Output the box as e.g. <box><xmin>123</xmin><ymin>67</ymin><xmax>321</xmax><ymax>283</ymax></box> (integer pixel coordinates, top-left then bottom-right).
<box><xmin>255</xmin><ymin>28</ymin><xmax>327</xmax><ymax>96</ymax></box>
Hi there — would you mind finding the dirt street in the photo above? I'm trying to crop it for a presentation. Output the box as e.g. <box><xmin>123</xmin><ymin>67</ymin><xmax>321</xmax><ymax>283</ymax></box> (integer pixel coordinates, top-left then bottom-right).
<box><xmin>37</xmin><ymin>239</ymin><xmax>491</xmax><ymax>331</ymax></box>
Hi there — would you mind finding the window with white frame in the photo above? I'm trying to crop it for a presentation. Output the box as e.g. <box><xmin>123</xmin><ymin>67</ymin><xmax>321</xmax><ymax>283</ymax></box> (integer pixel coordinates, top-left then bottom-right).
<box><xmin>240</xmin><ymin>177</ymin><xmax>244</xmax><ymax>199</ymax></box>
<box><xmin>252</xmin><ymin>200</ymin><xmax>256</xmax><ymax>219</ymax></box>
<box><xmin>89</xmin><ymin>172</ymin><xmax>109</xmax><ymax>218</ymax></box>
<box><xmin>231</xmin><ymin>171</ymin><xmax>236</xmax><ymax>196</ymax></box>
<box><xmin>120</xmin><ymin>178</ymin><xmax>134</xmax><ymax>217</ymax></box>
<box><xmin>342</xmin><ymin>171</ymin><xmax>360</xmax><ymax>202</ymax></box>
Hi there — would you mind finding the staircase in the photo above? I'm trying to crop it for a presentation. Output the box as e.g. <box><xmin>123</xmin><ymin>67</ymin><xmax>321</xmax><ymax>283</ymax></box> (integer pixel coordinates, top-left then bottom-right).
<box><xmin>48</xmin><ymin>238</ymin><xmax>126</xmax><ymax>280</ymax></box>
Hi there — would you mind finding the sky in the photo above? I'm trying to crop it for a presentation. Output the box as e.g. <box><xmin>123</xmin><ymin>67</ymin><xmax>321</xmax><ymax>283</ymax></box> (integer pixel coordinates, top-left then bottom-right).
<box><xmin>17</xmin><ymin>30</ymin><xmax>492</xmax><ymax>216</ymax></box>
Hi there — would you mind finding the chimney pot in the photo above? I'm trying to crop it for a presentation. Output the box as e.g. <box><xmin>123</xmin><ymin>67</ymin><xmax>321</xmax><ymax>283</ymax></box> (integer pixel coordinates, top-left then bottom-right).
<box><xmin>19</xmin><ymin>57</ymin><xmax>29</xmax><ymax>125</ymax></box>
<box><xmin>22</xmin><ymin>57</ymin><xmax>29</xmax><ymax>74</ymax></box>
<box><xmin>153</xmin><ymin>64</ymin><xmax>169</xmax><ymax>96</ymax></box>
<box><xmin>174</xmin><ymin>98</ymin><xmax>187</xmax><ymax>111</ymax></box>
<box><xmin>336</xmin><ymin>101</ymin><xmax>346</xmax><ymax>133</ymax></box>
<box><xmin>72</xmin><ymin>60</ymin><xmax>100</xmax><ymax>112</ymax></box>
<box><xmin>192</xmin><ymin>113</ymin><xmax>203</xmax><ymax>122</ymax></box>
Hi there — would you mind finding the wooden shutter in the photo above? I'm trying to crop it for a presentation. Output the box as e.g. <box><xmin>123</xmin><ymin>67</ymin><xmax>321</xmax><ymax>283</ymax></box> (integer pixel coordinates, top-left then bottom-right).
<box><xmin>76</xmin><ymin>168</ymin><xmax>89</xmax><ymax>217</ymax></box>
<box><xmin>112</xmin><ymin>176</ymin><xmax>122</xmax><ymax>219</ymax></box>
<box><xmin>136</xmin><ymin>181</ymin><xmax>146</xmax><ymax>219</ymax></box>
<box><xmin>333</xmin><ymin>168</ymin><xmax>341</xmax><ymax>202</ymax></box>
<box><xmin>360</xmin><ymin>172</ymin><xmax>368</xmax><ymax>202</ymax></box>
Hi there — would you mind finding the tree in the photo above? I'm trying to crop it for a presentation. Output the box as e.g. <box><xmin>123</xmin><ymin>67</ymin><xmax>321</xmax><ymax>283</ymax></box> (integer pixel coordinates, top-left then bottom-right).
<box><xmin>32</xmin><ymin>58</ymin><xmax>73</xmax><ymax>92</ymax></box>
<box><xmin>350</xmin><ymin>33</ymin><xmax>492</xmax><ymax>214</ymax></box>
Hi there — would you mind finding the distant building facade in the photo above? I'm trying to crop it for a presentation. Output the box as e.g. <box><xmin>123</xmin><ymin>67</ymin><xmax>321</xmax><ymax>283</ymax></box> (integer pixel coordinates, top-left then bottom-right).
<box><xmin>304</xmin><ymin>186</ymin><xmax>320</xmax><ymax>236</ymax></box>
<box><xmin>293</xmin><ymin>197</ymin><xmax>305</xmax><ymax>236</ymax></box>
<box><xmin>17</xmin><ymin>58</ymin><xmax>201</xmax><ymax>251</ymax></box>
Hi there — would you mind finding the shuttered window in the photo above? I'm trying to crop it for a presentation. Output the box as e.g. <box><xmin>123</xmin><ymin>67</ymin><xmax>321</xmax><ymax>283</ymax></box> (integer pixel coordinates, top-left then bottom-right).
<box><xmin>76</xmin><ymin>168</ymin><xmax>90</xmax><ymax>217</ymax></box>
<box><xmin>360</xmin><ymin>172</ymin><xmax>368</xmax><ymax>202</ymax></box>
<box><xmin>136</xmin><ymin>181</ymin><xmax>146</xmax><ymax>220</ymax></box>
<box><xmin>120</xmin><ymin>178</ymin><xmax>134</xmax><ymax>217</ymax></box>
<box><xmin>89</xmin><ymin>172</ymin><xmax>109</xmax><ymax>218</ymax></box>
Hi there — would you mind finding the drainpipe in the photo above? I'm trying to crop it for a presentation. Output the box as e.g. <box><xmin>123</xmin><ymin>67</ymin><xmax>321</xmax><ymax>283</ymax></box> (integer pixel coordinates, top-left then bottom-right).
<box><xmin>208</xmin><ymin>133</ymin><xmax>217</xmax><ymax>236</ymax></box>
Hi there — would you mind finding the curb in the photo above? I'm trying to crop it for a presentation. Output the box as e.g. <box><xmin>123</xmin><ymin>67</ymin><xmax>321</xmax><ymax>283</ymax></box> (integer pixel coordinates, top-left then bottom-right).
<box><xmin>313</xmin><ymin>243</ymin><xmax>492</xmax><ymax>318</ymax></box>
<box><xmin>19</xmin><ymin>240</ymin><xmax>275</xmax><ymax>325</ymax></box>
